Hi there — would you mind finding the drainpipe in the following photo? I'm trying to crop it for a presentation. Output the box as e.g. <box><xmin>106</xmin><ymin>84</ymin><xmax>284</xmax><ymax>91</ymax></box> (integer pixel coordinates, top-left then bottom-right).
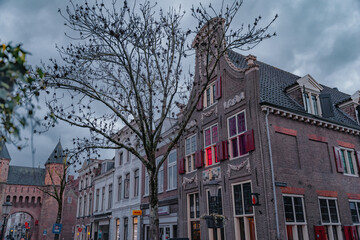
<box><xmin>265</xmin><ymin>108</ymin><xmax>280</xmax><ymax>240</ymax></box>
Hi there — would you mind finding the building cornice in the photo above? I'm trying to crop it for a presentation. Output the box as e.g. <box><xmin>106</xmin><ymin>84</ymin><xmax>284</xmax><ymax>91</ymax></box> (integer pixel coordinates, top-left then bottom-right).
<box><xmin>261</xmin><ymin>105</ymin><xmax>360</xmax><ymax>136</ymax></box>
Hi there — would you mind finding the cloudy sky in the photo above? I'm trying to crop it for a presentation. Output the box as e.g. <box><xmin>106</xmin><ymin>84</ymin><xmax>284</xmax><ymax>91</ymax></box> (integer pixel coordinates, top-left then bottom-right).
<box><xmin>1</xmin><ymin>0</ymin><xmax>360</xmax><ymax>169</ymax></box>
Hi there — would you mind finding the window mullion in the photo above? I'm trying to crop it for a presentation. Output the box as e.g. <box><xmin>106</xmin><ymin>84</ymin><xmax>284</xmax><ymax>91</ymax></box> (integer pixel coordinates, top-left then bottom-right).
<box><xmin>326</xmin><ymin>199</ymin><xmax>332</xmax><ymax>224</ymax></box>
<box><xmin>292</xmin><ymin>197</ymin><xmax>296</xmax><ymax>223</ymax></box>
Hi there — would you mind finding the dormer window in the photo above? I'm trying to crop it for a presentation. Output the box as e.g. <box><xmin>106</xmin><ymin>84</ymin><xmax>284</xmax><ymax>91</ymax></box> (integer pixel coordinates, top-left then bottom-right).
<box><xmin>303</xmin><ymin>91</ymin><xmax>321</xmax><ymax>116</ymax></box>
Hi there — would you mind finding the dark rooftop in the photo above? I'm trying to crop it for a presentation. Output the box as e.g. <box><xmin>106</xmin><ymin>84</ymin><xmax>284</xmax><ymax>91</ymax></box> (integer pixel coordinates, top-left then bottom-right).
<box><xmin>227</xmin><ymin>50</ymin><xmax>360</xmax><ymax>130</ymax></box>
<box><xmin>7</xmin><ymin>166</ymin><xmax>45</xmax><ymax>186</ymax></box>
<box><xmin>46</xmin><ymin>141</ymin><xmax>65</xmax><ymax>165</ymax></box>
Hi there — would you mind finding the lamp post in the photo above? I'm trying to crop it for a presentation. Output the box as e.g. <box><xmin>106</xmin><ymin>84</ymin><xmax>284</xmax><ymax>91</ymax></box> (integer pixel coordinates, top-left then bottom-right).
<box><xmin>0</xmin><ymin>201</ymin><xmax>12</xmax><ymax>240</ymax></box>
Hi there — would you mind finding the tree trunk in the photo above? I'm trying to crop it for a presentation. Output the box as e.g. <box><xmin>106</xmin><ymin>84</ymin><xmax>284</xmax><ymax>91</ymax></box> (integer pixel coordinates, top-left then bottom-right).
<box><xmin>54</xmin><ymin>201</ymin><xmax>62</xmax><ymax>240</ymax></box>
<box><xmin>149</xmin><ymin>172</ymin><xmax>160</xmax><ymax>239</ymax></box>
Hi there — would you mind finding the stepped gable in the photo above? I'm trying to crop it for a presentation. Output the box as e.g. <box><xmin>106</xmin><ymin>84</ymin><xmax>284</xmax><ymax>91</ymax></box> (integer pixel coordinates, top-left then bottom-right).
<box><xmin>227</xmin><ymin>50</ymin><xmax>360</xmax><ymax>130</ymax></box>
<box><xmin>7</xmin><ymin>166</ymin><xmax>45</xmax><ymax>186</ymax></box>
<box><xmin>0</xmin><ymin>141</ymin><xmax>11</xmax><ymax>160</ymax></box>
<box><xmin>45</xmin><ymin>141</ymin><xmax>65</xmax><ymax>164</ymax></box>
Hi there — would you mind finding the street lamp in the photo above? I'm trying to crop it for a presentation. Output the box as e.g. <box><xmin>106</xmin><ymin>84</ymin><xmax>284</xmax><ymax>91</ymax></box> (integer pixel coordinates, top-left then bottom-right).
<box><xmin>0</xmin><ymin>201</ymin><xmax>12</xmax><ymax>240</ymax></box>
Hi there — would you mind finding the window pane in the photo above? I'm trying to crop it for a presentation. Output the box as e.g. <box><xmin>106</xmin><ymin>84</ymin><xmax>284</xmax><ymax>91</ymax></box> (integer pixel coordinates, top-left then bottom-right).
<box><xmin>319</xmin><ymin>199</ymin><xmax>330</xmax><ymax>223</ymax></box>
<box><xmin>347</xmin><ymin>151</ymin><xmax>355</xmax><ymax>175</ymax></box>
<box><xmin>328</xmin><ymin>200</ymin><xmax>338</xmax><ymax>223</ymax></box>
<box><xmin>205</xmin><ymin>129</ymin><xmax>211</xmax><ymax>146</ymax></box>
<box><xmin>191</xmin><ymin>135</ymin><xmax>197</xmax><ymax>153</ymax></box>
<box><xmin>234</xmin><ymin>185</ymin><xmax>243</xmax><ymax>215</ymax></box>
<box><xmin>206</xmin><ymin>88</ymin><xmax>211</xmax><ymax>106</ymax></box>
<box><xmin>294</xmin><ymin>197</ymin><xmax>305</xmax><ymax>222</ymax></box>
<box><xmin>206</xmin><ymin>147</ymin><xmax>212</xmax><ymax>166</ymax></box>
<box><xmin>283</xmin><ymin>196</ymin><xmax>295</xmax><ymax>222</ymax></box>
<box><xmin>186</xmin><ymin>138</ymin><xmax>191</xmax><ymax>155</ymax></box>
<box><xmin>237</xmin><ymin>112</ymin><xmax>245</xmax><ymax>133</ymax></box>
<box><xmin>341</xmin><ymin>150</ymin><xmax>348</xmax><ymax>174</ymax></box>
<box><xmin>195</xmin><ymin>193</ymin><xmax>200</xmax><ymax>218</ymax></box>
<box><xmin>312</xmin><ymin>96</ymin><xmax>319</xmax><ymax>115</ymax></box>
<box><xmin>229</xmin><ymin>117</ymin><xmax>237</xmax><ymax>137</ymax></box>
<box><xmin>212</xmin><ymin>125</ymin><xmax>218</xmax><ymax>143</ymax></box>
<box><xmin>231</xmin><ymin>138</ymin><xmax>239</xmax><ymax>158</ymax></box>
<box><xmin>218</xmin><ymin>189</ymin><xmax>223</xmax><ymax>215</ymax></box>
<box><xmin>243</xmin><ymin>183</ymin><xmax>253</xmax><ymax>214</ymax></box>
<box><xmin>190</xmin><ymin>194</ymin><xmax>194</xmax><ymax>218</ymax></box>
<box><xmin>169</xmin><ymin>151</ymin><xmax>177</xmax><ymax>164</ymax></box>
<box><xmin>350</xmin><ymin>202</ymin><xmax>359</xmax><ymax>223</ymax></box>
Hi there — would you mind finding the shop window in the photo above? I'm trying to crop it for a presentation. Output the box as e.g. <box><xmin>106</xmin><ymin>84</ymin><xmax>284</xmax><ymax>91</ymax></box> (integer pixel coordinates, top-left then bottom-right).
<box><xmin>124</xmin><ymin>217</ymin><xmax>129</xmax><ymax>240</ymax></box>
<box><xmin>188</xmin><ymin>192</ymin><xmax>201</xmax><ymax>240</ymax></box>
<box><xmin>233</xmin><ymin>182</ymin><xmax>256</xmax><ymax>240</ymax></box>
<box><xmin>133</xmin><ymin>217</ymin><xmax>138</xmax><ymax>240</ymax></box>
<box><xmin>283</xmin><ymin>195</ymin><xmax>309</xmax><ymax>240</ymax></box>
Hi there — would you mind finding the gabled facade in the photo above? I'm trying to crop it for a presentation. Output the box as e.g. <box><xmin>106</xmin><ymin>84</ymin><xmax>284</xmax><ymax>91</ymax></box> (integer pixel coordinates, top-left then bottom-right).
<box><xmin>177</xmin><ymin>19</ymin><xmax>360</xmax><ymax>240</ymax></box>
<box><xmin>92</xmin><ymin>159</ymin><xmax>114</xmax><ymax>240</ymax></box>
<box><xmin>140</xmin><ymin>117</ymin><xmax>179</xmax><ymax>240</ymax></box>
<box><xmin>75</xmin><ymin>158</ymin><xmax>102</xmax><ymax>240</ymax></box>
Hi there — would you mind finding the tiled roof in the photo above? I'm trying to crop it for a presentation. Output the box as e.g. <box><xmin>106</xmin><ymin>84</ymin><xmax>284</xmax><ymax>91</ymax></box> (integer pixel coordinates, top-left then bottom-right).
<box><xmin>227</xmin><ymin>50</ymin><xmax>360</xmax><ymax>130</ymax></box>
<box><xmin>46</xmin><ymin>141</ymin><xmax>65</xmax><ymax>164</ymax></box>
<box><xmin>0</xmin><ymin>142</ymin><xmax>11</xmax><ymax>160</ymax></box>
<box><xmin>7</xmin><ymin>166</ymin><xmax>45</xmax><ymax>186</ymax></box>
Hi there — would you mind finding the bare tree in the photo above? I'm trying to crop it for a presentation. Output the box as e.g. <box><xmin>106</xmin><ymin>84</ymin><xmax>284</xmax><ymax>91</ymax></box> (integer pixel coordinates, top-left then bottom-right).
<box><xmin>39</xmin><ymin>0</ymin><xmax>277</xmax><ymax>238</ymax></box>
<box><xmin>39</xmin><ymin>158</ymin><xmax>69</xmax><ymax>240</ymax></box>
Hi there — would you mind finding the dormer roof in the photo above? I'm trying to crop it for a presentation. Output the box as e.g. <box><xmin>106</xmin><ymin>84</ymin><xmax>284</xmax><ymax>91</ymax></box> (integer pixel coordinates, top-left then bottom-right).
<box><xmin>0</xmin><ymin>142</ymin><xmax>11</xmax><ymax>160</ymax></box>
<box><xmin>45</xmin><ymin>141</ymin><xmax>65</xmax><ymax>165</ymax></box>
<box><xmin>296</xmin><ymin>74</ymin><xmax>324</xmax><ymax>92</ymax></box>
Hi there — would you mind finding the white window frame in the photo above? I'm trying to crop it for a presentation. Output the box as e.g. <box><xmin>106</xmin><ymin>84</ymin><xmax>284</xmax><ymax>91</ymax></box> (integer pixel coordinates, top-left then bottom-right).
<box><xmin>203</xmin><ymin>124</ymin><xmax>219</xmax><ymax>167</ymax></box>
<box><xmin>283</xmin><ymin>194</ymin><xmax>309</xmax><ymax>240</ymax></box>
<box><xmin>185</xmin><ymin>134</ymin><xmax>197</xmax><ymax>173</ymax></box>
<box><xmin>203</xmin><ymin>81</ymin><xmax>217</xmax><ymax>108</ymax></box>
<box><xmin>339</xmin><ymin>147</ymin><xmax>359</xmax><ymax>177</ymax></box>
<box><xmin>232</xmin><ymin>181</ymin><xmax>257</xmax><ymax>240</ymax></box>
<box><xmin>227</xmin><ymin>111</ymin><xmax>247</xmax><ymax>160</ymax></box>
<box><xmin>302</xmin><ymin>91</ymin><xmax>322</xmax><ymax>116</ymax></box>
<box><xmin>318</xmin><ymin>197</ymin><xmax>342</xmax><ymax>240</ymax></box>
<box><xmin>349</xmin><ymin>200</ymin><xmax>360</xmax><ymax>225</ymax></box>
<box><xmin>144</xmin><ymin>170</ymin><xmax>149</xmax><ymax>196</ymax></box>
<box><xmin>156</xmin><ymin>156</ymin><xmax>164</xmax><ymax>193</ymax></box>
<box><xmin>167</xmin><ymin>150</ymin><xmax>177</xmax><ymax>191</ymax></box>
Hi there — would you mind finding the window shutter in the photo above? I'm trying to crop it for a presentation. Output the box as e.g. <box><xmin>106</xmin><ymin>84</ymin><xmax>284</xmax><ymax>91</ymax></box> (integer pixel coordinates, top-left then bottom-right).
<box><xmin>343</xmin><ymin>226</ymin><xmax>352</xmax><ymax>240</ymax></box>
<box><xmin>245</xmin><ymin>129</ymin><xmax>255</xmax><ymax>153</ymax></box>
<box><xmin>196</xmin><ymin>94</ymin><xmax>203</xmax><ymax>111</ymax></box>
<box><xmin>314</xmin><ymin>226</ymin><xmax>327</xmax><ymax>240</ymax></box>
<box><xmin>351</xmin><ymin>226</ymin><xmax>359</xmax><ymax>239</ymax></box>
<box><xmin>195</xmin><ymin>150</ymin><xmax>204</xmax><ymax>168</ymax></box>
<box><xmin>319</xmin><ymin>93</ymin><xmax>334</xmax><ymax>117</ymax></box>
<box><xmin>333</xmin><ymin>147</ymin><xmax>344</xmax><ymax>173</ymax></box>
<box><xmin>215</xmin><ymin>76</ymin><xmax>222</xmax><ymax>99</ymax></box>
<box><xmin>178</xmin><ymin>158</ymin><xmax>185</xmax><ymax>174</ymax></box>
<box><xmin>356</xmin><ymin>151</ymin><xmax>360</xmax><ymax>173</ymax></box>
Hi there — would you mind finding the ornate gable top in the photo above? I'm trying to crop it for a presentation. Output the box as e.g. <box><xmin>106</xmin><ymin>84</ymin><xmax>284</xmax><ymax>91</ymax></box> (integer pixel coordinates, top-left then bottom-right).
<box><xmin>0</xmin><ymin>141</ymin><xmax>11</xmax><ymax>160</ymax></box>
<box><xmin>296</xmin><ymin>74</ymin><xmax>323</xmax><ymax>92</ymax></box>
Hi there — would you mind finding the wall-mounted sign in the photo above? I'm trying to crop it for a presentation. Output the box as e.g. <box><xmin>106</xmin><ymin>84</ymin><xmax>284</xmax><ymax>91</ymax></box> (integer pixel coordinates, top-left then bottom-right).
<box><xmin>132</xmin><ymin>210</ymin><xmax>142</xmax><ymax>216</ymax></box>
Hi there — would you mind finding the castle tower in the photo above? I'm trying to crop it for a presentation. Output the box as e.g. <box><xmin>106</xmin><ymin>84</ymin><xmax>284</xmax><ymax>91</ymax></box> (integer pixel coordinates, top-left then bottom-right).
<box><xmin>44</xmin><ymin>141</ymin><xmax>65</xmax><ymax>186</ymax></box>
<box><xmin>0</xmin><ymin>142</ymin><xmax>11</xmax><ymax>183</ymax></box>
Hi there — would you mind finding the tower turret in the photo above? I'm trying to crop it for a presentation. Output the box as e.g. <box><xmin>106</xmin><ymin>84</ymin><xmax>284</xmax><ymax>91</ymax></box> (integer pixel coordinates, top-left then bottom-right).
<box><xmin>44</xmin><ymin>141</ymin><xmax>65</xmax><ymax>185</ymax></box>
<box><xmin>0</xmin><ymin>142</ymin><xmax>11</xmax><ymax>182</ymax></box>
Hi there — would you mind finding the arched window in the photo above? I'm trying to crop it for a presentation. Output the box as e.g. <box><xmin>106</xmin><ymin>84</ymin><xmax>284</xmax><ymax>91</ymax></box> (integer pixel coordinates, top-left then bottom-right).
<box><xmin>12</xmin><ymin>196</ymin><xmax>17</xmax><ymax>203</ymax></box>
<box><xmin>25</xmin><ymin>196</ymin><xmax>29</xmax><ymax>203</ymax></box>
<box><xmin>31</xmin><ymin>196</ymin><xmax>35</xmax><ymax>203</ymax></box>
<box><xmin>19</xmin><ymin>196</ymin><xmax>23</xmax><ymax>203</ymax></box>
<box><xmin>6</xmin><ymin>195</ymin><xmax>10</xmax><ymax>202</ymax></box>
<box><xmin>37</xmin><ymin>197</ymin><xmax>41</xmax><ymax>204</ymax></box>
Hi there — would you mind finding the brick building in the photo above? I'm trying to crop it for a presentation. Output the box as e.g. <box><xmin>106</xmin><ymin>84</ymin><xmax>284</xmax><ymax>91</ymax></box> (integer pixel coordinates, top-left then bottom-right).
<box><xmin>75</xmin><ymin>159</ymin><xmax>102</xmax><ymax>240</ymax></box>
<box><xmin>140</xmin><ymin>118</ymin><xmax>178</xmax><ymax>240</ymax></box>
<box><xmin>0</xmin><ymin>141</ymin><xmax>77</xmax><ymax>240</ymax></box>
<box><xmin>177</xmin><ymin>18</ymin><xmax>360</xmax><ymax>240</ymax></box>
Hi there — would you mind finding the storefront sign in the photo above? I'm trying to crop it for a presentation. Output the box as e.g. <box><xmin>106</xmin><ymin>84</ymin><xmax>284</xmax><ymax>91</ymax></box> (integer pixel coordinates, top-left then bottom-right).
<box><xmin>132</xmin><ymin>210</ymin><xmax>142</xmax><ymax>216</ymax></box>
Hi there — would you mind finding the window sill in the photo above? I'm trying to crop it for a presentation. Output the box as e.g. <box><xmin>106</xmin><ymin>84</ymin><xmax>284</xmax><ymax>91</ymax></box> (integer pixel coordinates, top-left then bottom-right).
<box><xmin>229</xmin><ymin>153</ymin><xmax>249</xmax><ymax>161</ymax></box>
<box><xmin>203</xmin><ymin>102</ymin><xmax>217</xmax><ymax>110</ymax></box>
<box><xmin>204</xmin><ymin>162</ymin><xmax>220</xmax><ymax>169</ymax></box>
<box><xmin>343</xmin><ymin>173</ymin><xmax>359</xmax><ymax>177</ymax></box>
<box><xmin>185</xmin><ymin>170</ymin><xmax>197</xmax><ymax>174</ymax></box>
<box><xmin>166</xmin><ymin>188</ymin><xmax>177</xmax><ymax>192</ymax></box>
